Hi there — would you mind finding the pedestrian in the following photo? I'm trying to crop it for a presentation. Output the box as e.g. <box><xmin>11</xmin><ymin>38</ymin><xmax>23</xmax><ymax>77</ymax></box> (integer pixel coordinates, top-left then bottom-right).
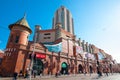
<box><xmin>19</xmin><ymin>70</ymin><xmax>22</xmax><ymax>77</ymax></box>
<box><xmin>47</xmin><ymin>69</ymin><xmax>50</xmax><ymax>75</ymax></box>
<box><xmin>104</xmin><ymin>66</ymin><xmax>109</xmax><ymax>76</ymax></box>
<box><xmin>33</xmin><ymin>70</ymin><xmax>37</xmax><ymax>78</ymax></box>
<box><xmin>97</xmin><ymin>66</ymin><xmax>101</xmax><ymax>78</ymax></box>
<box><xmin>83</xmin><ymin>67</ymin><xmax>86</xmax><ymax>76</ymax></box>
<box><xmin>24</xmin><ymin>70</ymin><xmax>29</xmax><ymax>78</ymax></box>
<box><xmin>55</xmin><ymin>72</ymin><xmax>58</xmax><ymax>78</ymax></box>
<box><xmin>99</xmin><ymin>65</ymin><xmax>103</xmax><ymax>76</ymax></box>
<box><xmin>13</xmin><ymin>72</ymin><xmax>18</xmax><ymax>80</ymax></box>
<box><xmin>89</xmin><ymin>65</ymin><xmax>93</xmax><ymax>76</ymax></box>
<box><xmin>39</xmin><ymin>69</ymin><xmax>42</xmax><ymax>77</ymax></box>
<box><xmin>63</xmin><ymin>70</ymin><xmax>65</xmax><ymax>75</ymax></box>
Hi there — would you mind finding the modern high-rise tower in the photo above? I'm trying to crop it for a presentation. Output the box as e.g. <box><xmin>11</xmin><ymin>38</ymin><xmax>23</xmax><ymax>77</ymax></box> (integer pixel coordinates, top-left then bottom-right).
<box><xmin>52</xmin><ymin>6</ymin><xmax>74</xmax><ymax>34</ymax></box>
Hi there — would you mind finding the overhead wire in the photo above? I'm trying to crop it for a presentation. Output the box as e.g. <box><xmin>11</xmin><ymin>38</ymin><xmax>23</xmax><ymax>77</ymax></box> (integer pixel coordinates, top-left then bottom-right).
<box><xmin>0</xmin><ymin>26</ymin><xmax>9</xmax><ymax>31</ymax></box>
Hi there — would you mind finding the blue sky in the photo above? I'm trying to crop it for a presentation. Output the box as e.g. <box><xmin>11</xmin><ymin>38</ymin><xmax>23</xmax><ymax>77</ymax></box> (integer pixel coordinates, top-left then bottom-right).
<box><xmin>0</xmin><ymin>0</ymin><xmax>120</xmax><ymax>62</ymax></box>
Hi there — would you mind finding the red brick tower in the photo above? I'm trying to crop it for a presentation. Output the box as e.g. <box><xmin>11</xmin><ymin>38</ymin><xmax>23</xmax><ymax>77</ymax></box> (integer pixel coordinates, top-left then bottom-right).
<box><xmin>0</xmin><ymin>15</ymin><xmax>32</xmax><ymax>76</ymax></box>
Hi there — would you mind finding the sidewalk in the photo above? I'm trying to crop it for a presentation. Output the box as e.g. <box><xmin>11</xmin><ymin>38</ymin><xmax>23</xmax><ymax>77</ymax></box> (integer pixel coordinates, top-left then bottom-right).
<box><xmin>33</xmin><ymin>73</ymin><xmax>98</xmax><ymax>80</ymax></box>
<box><xmin>0</xmin><ymin>73</ymin><xmax>98</xmax><ymax>80</ymax></box>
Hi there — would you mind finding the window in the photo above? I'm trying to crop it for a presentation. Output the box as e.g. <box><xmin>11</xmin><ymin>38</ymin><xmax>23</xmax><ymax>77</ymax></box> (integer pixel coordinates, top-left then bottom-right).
<box><xmin>10</xmin><ymin>35</ymin><xmax>13</xmax><ymax>42</ymax></box>
<box><xmin>66</xmin><ymin>35</ymin><xmax>70</xmax><ymax>38</ymax></box>
<box><xmin>0</xmin><ymin>58</ymin><xmax>2</xmax><ymax>65</ymax></box>
<box><xmin>44</xmin><ymin>37</ymin><xmax>51</xmax><ymax>39</ymax></box>
<box><xmin>44</xmin><ymin>33</ymin><xmax>51</xmax><ymax>35</ymax></box>
<box><xmin>15</xmin><ymin>36</ymin><xmax>19</xmax><ymax>43</ymax></box>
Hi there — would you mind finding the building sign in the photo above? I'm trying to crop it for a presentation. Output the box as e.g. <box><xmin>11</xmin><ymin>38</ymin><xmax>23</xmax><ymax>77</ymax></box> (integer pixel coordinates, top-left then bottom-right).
<box><xmin>44</xmin><ymin>42</ymin><xmax>62</xmax><ymax>53</ymax></box>
<box><xmin>35</xmin><ymin>52</ymin><xmax>46</xmax><ymax>59</ymax></box>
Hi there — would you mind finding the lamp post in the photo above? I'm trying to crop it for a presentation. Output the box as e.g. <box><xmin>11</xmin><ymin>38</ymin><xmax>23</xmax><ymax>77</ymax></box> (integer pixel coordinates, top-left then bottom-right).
<box><xmin>29</xmin><ymin>33</ymin><xmax>37</xmax><ymax>80</ymax></box>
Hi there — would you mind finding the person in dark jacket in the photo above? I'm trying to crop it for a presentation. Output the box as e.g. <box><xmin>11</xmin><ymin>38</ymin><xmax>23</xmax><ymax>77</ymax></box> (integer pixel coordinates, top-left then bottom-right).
<box><xmin>13</xmin><ymin>72</ymin><xmax>18</xmax><ymax>80</ymax></box>
<box><xmin>89</xmin><ymin>66</ymin><xmax>93</xmax><ymax>76</ymax></box>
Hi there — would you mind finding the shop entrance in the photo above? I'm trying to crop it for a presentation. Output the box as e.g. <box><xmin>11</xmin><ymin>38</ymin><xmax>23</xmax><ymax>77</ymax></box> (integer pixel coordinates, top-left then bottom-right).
<box><xmin>61</xmin><ymin>62</ymin><xmax>68</xmax><ymax>74</ymax></box>
<box><xmin>78</xmin><ymin>64</ymin><xmax>83</xmax><ymax>73</ymax></box>
<box><xmin>33</xmin><ymin>59</ymin><xmax>44</xmax><ymax>75</ymax></box>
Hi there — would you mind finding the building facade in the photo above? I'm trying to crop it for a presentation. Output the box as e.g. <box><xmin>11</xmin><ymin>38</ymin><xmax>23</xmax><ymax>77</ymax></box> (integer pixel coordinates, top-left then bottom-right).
<box><xmin>0</xmin><ymin>6</ymin><xmax>114</xmax><ymax>77</ymax></box>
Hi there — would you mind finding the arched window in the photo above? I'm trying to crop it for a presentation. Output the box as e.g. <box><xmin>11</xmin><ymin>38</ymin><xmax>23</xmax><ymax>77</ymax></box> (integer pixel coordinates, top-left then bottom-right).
<box><xmin>15</xmin><ymin>36</ymin><xmax>19</xmax><ymax>43</ymax></box>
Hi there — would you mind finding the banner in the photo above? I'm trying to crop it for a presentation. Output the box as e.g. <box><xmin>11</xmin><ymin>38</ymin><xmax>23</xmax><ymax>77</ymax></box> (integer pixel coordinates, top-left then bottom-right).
<box><xmin>76</xmin><ymin>46</ymin><xmax>83</xmax><ymax>54</ymax></box>
<box><xmin>36</xmin><ymin>53</ymin><xmax>46</xmax><ymax>59</ymax></box>
<box><xmin>84</xmin><ymin>52</ymin><xmax>95</xmax><ymax>60</ymax></box>
<box><xmin>85</xmin><ymin>52</ymin><xmax>92</xmax><ymax>58</ymax></box>
<box><xmin>98</xmin><ymin>52</ymin><xmax>105</xmax><ymax>60</ymax></box>
<box><xmin>44</xmin><ymin>42</ymin><xmax>62</xmax><ymax>53</ymax></box>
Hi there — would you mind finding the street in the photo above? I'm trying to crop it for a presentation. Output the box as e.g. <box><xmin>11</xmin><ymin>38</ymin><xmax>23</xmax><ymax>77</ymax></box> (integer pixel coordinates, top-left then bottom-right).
<box><xmin>1</xmin><ymin>73</ymin><xmax>120</xmax><ymax>80</ymax></box>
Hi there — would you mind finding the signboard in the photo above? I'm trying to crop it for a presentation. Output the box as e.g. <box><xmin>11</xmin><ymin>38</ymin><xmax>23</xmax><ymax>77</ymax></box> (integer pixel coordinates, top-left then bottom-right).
<box><xmin>35</xmin><ymin>52</ymin><xmax>46</xmax><ymax>59</ymax></box>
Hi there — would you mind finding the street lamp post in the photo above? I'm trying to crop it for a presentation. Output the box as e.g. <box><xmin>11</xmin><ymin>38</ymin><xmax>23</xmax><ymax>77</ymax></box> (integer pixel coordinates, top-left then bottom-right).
<box><xmin>29</xmin><ymin>33</ymin><xmax>37</xmax><ymax>80</ymax></box>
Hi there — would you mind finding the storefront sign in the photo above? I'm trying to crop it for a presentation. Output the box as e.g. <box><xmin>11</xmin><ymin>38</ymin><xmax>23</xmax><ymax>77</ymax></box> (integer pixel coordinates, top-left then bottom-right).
<box><xmin>35</xmin><ymin>53</ymin><xmax>46</xmax><ymax>59</ymax></box>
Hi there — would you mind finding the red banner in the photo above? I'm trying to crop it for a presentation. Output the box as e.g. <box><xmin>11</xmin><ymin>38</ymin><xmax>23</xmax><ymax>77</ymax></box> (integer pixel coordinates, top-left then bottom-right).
<box><xmin>35</xmin><ymin>52</ymin><xmax>46</xmax><ymax>59</ymax></box>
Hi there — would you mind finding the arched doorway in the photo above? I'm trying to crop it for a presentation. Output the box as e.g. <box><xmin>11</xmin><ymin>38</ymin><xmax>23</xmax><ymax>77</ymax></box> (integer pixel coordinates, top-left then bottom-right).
<box><xmin>78</xmin><ymin>64</ymin><xmax>83</xmax><ymax>73</ymax></box>
<box><xmin>61</xmin><ymin>62</ymin><xmax>68</xmax><ymax>74</ymax></box>
<box><xmin>33</xmin><ymin>59</ymin><xmax>44</xmax><ymax>75</ymax></box>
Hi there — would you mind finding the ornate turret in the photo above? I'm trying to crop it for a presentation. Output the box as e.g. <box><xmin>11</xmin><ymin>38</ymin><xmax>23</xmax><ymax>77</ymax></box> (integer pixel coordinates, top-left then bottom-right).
<box><xmin>7</xmin><ymin>15</ymin><xmax>32</xmax><ymax>46</ymax></box>
<box><xmin>9</xmin><ymin>15</ymin><xmax>32</xmax><ymax>34</ymax></box>
<box><xmin>0</xmin><ymin>15</ymin><xmax>32</xmax><ymax>76</ymax></box>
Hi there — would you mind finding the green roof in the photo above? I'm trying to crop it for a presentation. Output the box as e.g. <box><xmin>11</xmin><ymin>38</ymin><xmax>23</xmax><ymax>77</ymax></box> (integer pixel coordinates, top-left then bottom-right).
<box><xmin>9</xmin><ymin>15</ymin><xmax>32</xmax><ymax>34</ymax></box>
<box><xmin>14</xmin><ymin>15</ymin><xmax>30</xmax><ymax>28</ymax></box>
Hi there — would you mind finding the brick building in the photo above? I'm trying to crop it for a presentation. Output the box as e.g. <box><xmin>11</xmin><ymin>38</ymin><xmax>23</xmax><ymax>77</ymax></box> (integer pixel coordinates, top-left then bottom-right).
<box><xmin>0</xmin><ymin>50</ymin><xmax>4</xmax><ymax>65</ymax></box>
<box><xmin>0</xmin><ymin>6</ymin><xmax>113</xmax><ymax>77</ymax></box>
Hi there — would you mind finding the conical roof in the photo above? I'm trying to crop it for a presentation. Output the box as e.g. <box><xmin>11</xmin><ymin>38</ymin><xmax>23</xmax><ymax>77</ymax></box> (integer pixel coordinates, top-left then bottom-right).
<box><xmin>15</xmin><ymin>15</ymin><xmax>30</xmax><ymax>28</ymax></box>
<box><xmin>9</xmin><ymin>15</ymin><xmax>32</xmax><ymax>34</ymax></box>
